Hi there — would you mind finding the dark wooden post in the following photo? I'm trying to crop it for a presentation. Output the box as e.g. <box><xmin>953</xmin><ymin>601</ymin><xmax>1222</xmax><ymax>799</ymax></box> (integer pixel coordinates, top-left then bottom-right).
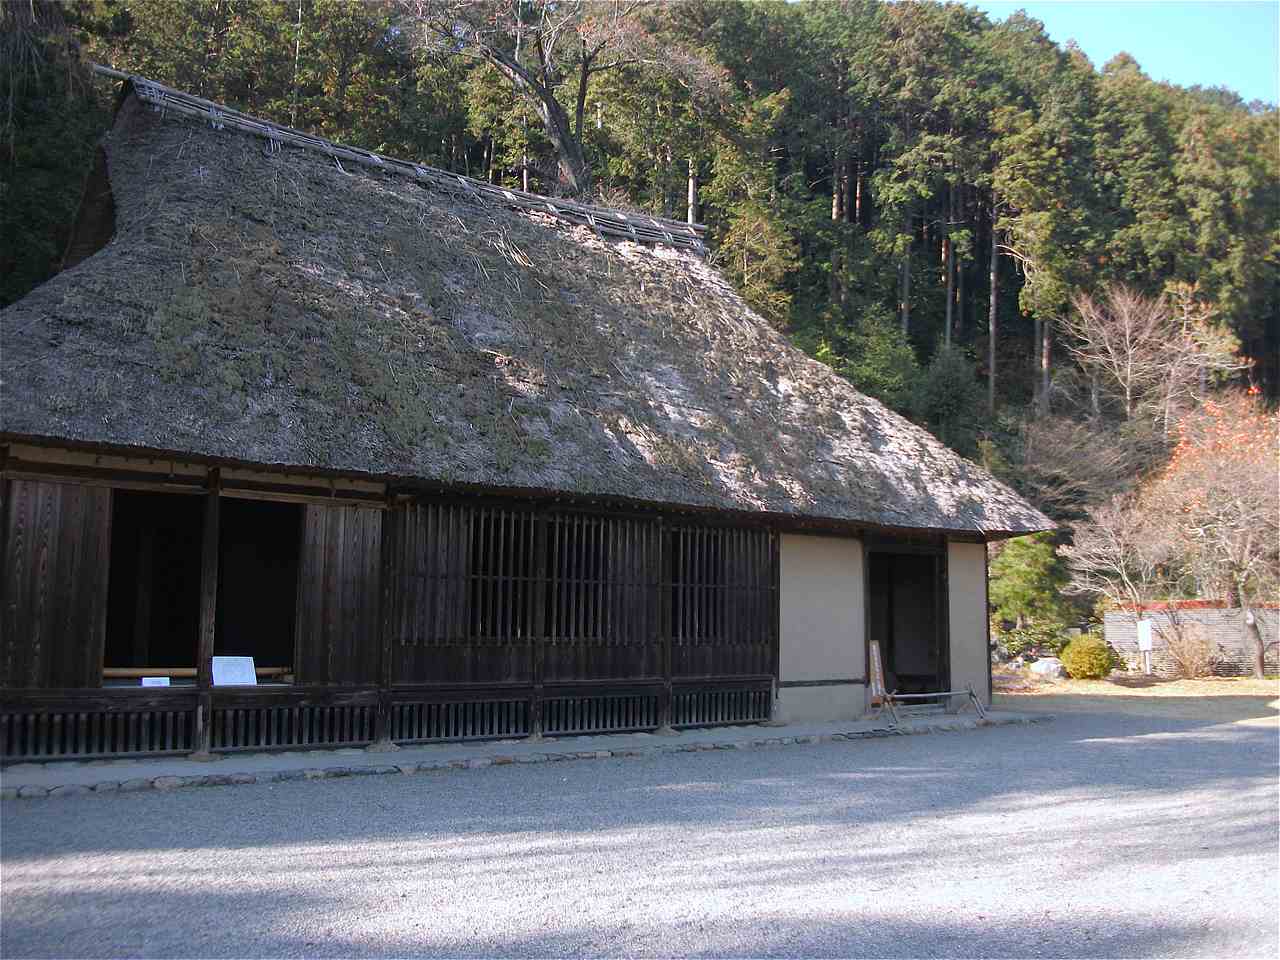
<box><xmin>530</xmin><ymin>511</ymin><xmax>547</xmax><ymax>740</ymax></box>
<box><xmin>770</xmin><ymin>531</ymin><xmax>782</xmax><ymax>722</ymax></box>
<box><xmin>369</xmin><ymin>495</ymin><xmax>400</xmax><ymax>751</ymax></box>
<box><xmin>657</xmin><ymin>519</ymin><xmax>674</xmax><ymax>733</ymax></box>
<box><xmin>191</xmin><ymin>468</ymin><xmax>220</xmax><ymax>759</ymax></box>
<box><xmin>0</xmin><ymin>447</ymin><xmax>10</xmax><ymax>689</ymax></box>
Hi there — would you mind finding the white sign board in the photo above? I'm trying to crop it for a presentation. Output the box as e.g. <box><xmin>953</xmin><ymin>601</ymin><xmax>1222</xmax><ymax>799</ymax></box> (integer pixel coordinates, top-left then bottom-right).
<box><xmin>212</xmin><ymin>656</ymin><xmax>258</xmax><ymax>686</ymax></box>
<box><xmin>1137</xmin><ymin>619</ymin><xmax>1154</xmax><ymax>652</ymax></box>
<box><xmin>140</xmin><ymin>676</ymin><xmax>170</xmax><ymax>687</ymax></box>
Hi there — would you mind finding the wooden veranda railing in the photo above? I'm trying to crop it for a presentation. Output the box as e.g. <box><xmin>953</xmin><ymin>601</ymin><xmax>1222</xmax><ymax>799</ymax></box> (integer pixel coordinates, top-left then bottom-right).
<box><xmin>0</xmin><ymin>677</ymin><xmax>773</xmax><ymax>762</ymax></box>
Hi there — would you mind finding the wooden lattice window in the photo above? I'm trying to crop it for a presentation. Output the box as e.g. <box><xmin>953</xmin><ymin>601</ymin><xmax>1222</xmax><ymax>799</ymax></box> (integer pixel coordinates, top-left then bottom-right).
<box><xmin>467</xmin><ymin>507</ymin><xmax>540</xmax><ymax>642</ymax></box>
<box><xmin>390</xmin><ymin>503</ymin><xmax>772</xmax><ymax>658</ymax></box>
<box><xmin>666</xmin><ymin>524</ymin><xmax>774</xmax><ymax>647</ymax></box>
<box><xmin>544</xmin><ymin>513</ymin><xmax>659</xmax><ymax>645</ymax></box>
<box><xmin>391</xmin><ymin>502</ymin><xmax>539</xmax><ymax>645</ymax></box>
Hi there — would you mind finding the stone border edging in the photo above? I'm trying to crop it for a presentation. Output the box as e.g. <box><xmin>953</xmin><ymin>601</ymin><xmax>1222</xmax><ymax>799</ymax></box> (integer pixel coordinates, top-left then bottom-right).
<box><xmin>1</xmin><ymin>714</ymin><xmax>1053</xmax><ymax>801</ymax></box>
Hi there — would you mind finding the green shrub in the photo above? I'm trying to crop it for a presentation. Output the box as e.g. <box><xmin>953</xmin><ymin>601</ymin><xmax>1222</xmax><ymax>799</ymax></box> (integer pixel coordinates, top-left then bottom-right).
<box><xmin>993</xmin><ymin>619</ymin><xmax>1069</xmax><ymax>659</ymax></box>
<box><xmin>1060</xmin><ymin>636</ymin><xmax>1115</xmax><ymax>679</ymax></box>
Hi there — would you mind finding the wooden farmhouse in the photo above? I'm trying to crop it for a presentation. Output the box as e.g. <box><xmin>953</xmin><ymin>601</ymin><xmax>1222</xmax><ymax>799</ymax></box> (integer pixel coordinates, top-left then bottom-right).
<box><xmin>0</xmin><ymin>76</ymin><xmax>1051</xmax><ymax>762</ymax></box>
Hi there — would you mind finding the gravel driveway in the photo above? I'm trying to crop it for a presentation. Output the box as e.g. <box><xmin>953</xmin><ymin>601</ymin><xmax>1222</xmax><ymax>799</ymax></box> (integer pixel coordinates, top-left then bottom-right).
<box><xmin>2</xmin><ymin>704</ymin><xmax>1277</xmax><ymax>959</ymax></box>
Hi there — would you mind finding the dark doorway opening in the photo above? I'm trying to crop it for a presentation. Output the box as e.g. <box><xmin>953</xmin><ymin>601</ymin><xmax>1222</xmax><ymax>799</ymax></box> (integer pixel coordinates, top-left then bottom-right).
<box><xmin>105</xmin><ymin>491</ymin><xmax>204</xmax><ymax>680</ymax></box>
<box><xmin>867</xmin><ymin>551</ymin><xmax>947</xmax><ymax>696</ymax></box>
<box><xmin>215</xmin><ymin>498</ymin><xmax>301</xmax><ymax>676</ymax></box>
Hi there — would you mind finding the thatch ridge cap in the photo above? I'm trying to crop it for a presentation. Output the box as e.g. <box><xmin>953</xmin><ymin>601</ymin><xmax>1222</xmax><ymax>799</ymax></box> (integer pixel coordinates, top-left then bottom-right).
<box><xmin>93</xmin><ymin>64</ymin><xmax>707</xmax><ymax>254</ymax></box>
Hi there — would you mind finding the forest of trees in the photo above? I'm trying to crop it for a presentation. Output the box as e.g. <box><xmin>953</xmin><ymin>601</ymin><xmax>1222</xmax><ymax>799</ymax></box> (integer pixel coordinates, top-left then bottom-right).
<box><xmin>3</xmin><ymin>0</ymin><xmax>1277</xmax><ymax>655</ymax></box>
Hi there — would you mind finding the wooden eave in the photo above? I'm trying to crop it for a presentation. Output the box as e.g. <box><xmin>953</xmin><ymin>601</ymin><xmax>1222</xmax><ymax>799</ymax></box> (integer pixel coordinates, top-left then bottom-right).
<box><xmin>0</xmin><ymin>432</ymin><xmax>1001</xmax><ymax>542</ymax></box>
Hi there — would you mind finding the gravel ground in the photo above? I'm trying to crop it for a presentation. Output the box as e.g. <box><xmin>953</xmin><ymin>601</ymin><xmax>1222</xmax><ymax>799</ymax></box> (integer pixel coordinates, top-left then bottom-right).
<box><xmin>2</xmin><ymin>706</ymin><xmax>1277</xmax><ymax>959</ymax></box>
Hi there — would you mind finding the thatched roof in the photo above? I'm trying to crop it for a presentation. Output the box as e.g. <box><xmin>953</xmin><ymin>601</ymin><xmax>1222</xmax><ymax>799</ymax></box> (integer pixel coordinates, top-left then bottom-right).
<box><xmin>0</xmin><ymin>77</ymin><xmax>1052</xmax><ymax>539</ymax></box>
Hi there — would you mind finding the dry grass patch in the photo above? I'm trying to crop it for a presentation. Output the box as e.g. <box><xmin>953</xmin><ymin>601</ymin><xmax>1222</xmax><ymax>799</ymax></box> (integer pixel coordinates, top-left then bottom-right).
<box><xmin>993</xmin><ymin>667</ymin><xmax>1280</xmax><ymax>724</ymax></box>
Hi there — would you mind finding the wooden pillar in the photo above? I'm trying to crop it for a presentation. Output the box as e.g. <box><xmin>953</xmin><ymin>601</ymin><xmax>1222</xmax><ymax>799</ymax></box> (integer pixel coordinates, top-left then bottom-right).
<box><xmin>530</xmin><ymin>512</ymin><xmax>547</xmax><ymax>739</ymax></box>
<box><xmin>0</xmin><ymin>446</ymin><xmax>10</xmax><ymax>687</ymax></box>
<box><xmin>369</xmin><ymin>497</ymin><xmax>399</xmax><ymax>751</ymax></box>
<box><xmin>657</xmin><ymin>519</ymin><xmax>673</xmax><ymax>732</ymax></box>
<box><xmin>770</xmin><ymin>531</ymin><xmax>781</xmax><ymax>721</ymax></box>
<box><xmin>192</xmin><ymin>468</ymin><xmax>220</xmax><ymax>759</ymax></box>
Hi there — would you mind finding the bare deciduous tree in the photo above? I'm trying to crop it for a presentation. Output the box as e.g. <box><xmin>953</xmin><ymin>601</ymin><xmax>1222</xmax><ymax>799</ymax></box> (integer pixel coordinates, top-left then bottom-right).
<box><xmin>398</xmin><ymin>0</ymin><xmax>670</xmax><ymax>197</ymax></box>
<box><xmin>399</xmin><ymin>0</ymin><xmax>634</xmax><ymax>195</ymax></box>
<box><xmin>1060</xmin><ymin>492</ymin><xmax>1171</xmax><ymax>611</ymax></box>
<box><xmin>1064</xmin><ymin>392</ymin><xmax>1278</xmax><ymax>678</ymax></box>
<box><xmin>1158</xmin><ymin>612</ymin><xmax>1217</xmax><ymax>679</ymax></box>
<box><xmin>1144</xmin><ymin>392</ymin><xmax>1279</xmax><ymax>677</ymax></box>
<box><xmin>1015</xmin><ymin>414</ymin><xmax>1154</xmax><ymax>521</ymax></box>
<box><xmin>1061</xmin><ymin>284</ymin><xmax>1249</xmax><ymax>432</ymax></box>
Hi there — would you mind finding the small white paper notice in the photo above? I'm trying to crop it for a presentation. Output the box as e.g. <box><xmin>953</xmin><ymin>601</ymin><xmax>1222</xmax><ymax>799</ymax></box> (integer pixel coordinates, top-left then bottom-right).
<box><xmin>212</xmin><ymin>656</ymin><xmax>258</xmax><ymax>686</ymax></box>
<box><xmin>1137</xmin><ymin>619</ymin><xmax>1154</xmax><ymax>652</ymax></box>
<box><xmin>141</xmin><ymin>676</ymin><xmax>170</xmax><ymax>687</ymax></box>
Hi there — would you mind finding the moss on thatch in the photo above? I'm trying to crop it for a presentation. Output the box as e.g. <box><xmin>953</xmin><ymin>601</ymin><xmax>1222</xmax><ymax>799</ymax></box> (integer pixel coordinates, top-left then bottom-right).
<box><xmin>0</xmin><ymin>86</ymin><xmax>1052</xmax><ymax>537</ymax></box>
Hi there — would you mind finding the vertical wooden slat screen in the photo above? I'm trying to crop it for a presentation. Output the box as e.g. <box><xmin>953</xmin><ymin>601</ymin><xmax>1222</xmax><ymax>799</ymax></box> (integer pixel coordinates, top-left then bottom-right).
<box><xmin>667</xmin><ymin>523</ymin><xmax>776</xmax><ymax>679</ymax></box>
<box><xmin>541</xmin><ymin>513</ymin><xmax>661</xmax><ymax>682</ymax></box>
<box><xmin>1</xmin><ymin>479</ymin><xmax>112</xmax><ymax>689</ymax></box>
<box><xmin>294</xmin><ymin>504</ymin><xmax>382</xmax><ymax>685</ymax></box>
<box><xmin>388</xmin><ymin>504</ymin><xmax>664</xmax><ymax>684</ymax></box>
<box><xmin>389</xmin><ymin>502</ymin><xmax>537</xmax><ymax>684</ymax></box>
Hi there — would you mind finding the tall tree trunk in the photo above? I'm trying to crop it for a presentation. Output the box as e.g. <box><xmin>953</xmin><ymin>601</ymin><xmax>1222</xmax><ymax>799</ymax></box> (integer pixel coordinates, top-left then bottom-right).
<box><xmin>289</xmin><ymin>0</ymin><xmax>303</xmax><ymax>126</ymax></box>
<box><xmin>832</xmin><ymin>156</ymin><xmax>844</xmax><ymax>304</ymax></box>
<box><xmin>832</xmin><ymin>154</ymin><xmax>843</xmax><ymax>221</ymax></box>
<box><xmin>663</xmin><ymin>149</ymin><xmax>674</xmax><ymax>218</ymax></box>
<box><xmin>956</xmin><ymin>254</ymin><xmax>966</xmax><ymax>340</ymax></box>
<box><xmin>1244</xmin><ymin>604</ymin><xmax>1267</xmax><ymax>679</ymax></box>
<box><xmin>854</xmin><ymin>159</ymin><xmax>864</xmax><ymax>225</ymax></box>
<box><xmin>1040</xmin><ymin>318</ymin><xmax>1052</xmax><ymax>415</ymax></box>
<box><xmin>686</xmin><ymin>157</ymin><xmax>698</xmax><ymax>224</ymax></box>
<box><xmin>944</xmin><ymin>184</ymin><xmax>954</xmax><ymax>348</ymax></box>
<box><xmin>1032</xmin><ymin>316</ymin><xmax>1042</xmax><ymax>411</ymax></box>
<box><xmin>988</xmin><ymin>211</ymin><xmax>998</xmax><ymax>415</ymax></box>
<box><xmin>535</xmin><ymin>81</ymin><xmax>591</xmax><ymax>194</ymax></box>
<box><xmin>900</xmin><ymin>250</ymin><xmax>911</xmax><ymax>336</ymax></box>
<box><xmin>844</xmin><ymin>155</ymin><xmax>855</xmax><ymax>223</ymax></box>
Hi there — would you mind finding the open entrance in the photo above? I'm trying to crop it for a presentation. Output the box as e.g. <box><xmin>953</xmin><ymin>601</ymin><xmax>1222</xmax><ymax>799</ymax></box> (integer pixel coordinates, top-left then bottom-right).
<box><xmin>104</xmin><ymin>492</ymin><xmax>301</xmax><ymax>686</ymax></box>
<box><xmin>105</xmin><ymin>491</ymin><xmax>204</xmax><ymax>683</ymax></box>
<box><xmin>867</xmin><ymin>551</ymin><xmax>948</xmax><ymax>696</ymax></box>
<box><xmin>215</xmin><ymin>498</ymin><xmax>301</xmax><ymax>682</ymax></box>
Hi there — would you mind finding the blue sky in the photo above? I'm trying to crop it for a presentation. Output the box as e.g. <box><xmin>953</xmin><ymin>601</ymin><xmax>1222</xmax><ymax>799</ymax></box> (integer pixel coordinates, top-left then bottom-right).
<box><xmin>972</xmin><ymin>1</ymin><xmax>1280</xmax><ymax>106</ymax></box>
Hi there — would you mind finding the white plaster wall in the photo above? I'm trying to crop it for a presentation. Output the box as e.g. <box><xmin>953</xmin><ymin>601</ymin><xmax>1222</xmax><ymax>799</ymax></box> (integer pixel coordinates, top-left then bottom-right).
<box><xmin>947</xmin><ymin>540</ymin><xmax>990</xmax><ymax>705</ymax></box>
<box><xmin>777</xmin><ymin>534</ymin><xmax>866</xmax><ymax>721</ymax></box>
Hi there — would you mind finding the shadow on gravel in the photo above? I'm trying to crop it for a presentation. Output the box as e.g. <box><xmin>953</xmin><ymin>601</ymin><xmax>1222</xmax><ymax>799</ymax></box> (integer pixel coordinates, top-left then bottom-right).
<box><xmin>996</xmin><ymin>692</ymin><xmax>1279</xmax><ymax>725</ymax></box>
<box><xmin>2</xmin><ymin>712</ymin><xmax>1276</xmax><ymax>958</ymax></box>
